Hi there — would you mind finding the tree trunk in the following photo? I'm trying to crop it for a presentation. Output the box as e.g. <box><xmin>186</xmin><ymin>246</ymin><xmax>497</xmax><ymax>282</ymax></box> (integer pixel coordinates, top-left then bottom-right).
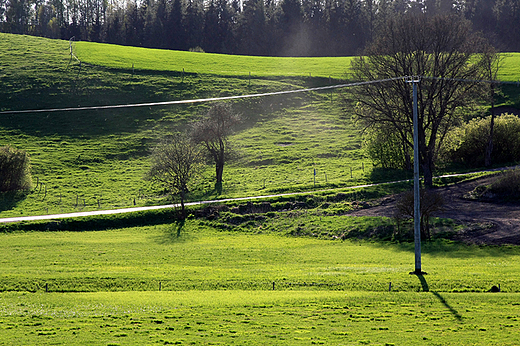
<box><xmin>215</xmin><ymin>143</ymin><xmax>225</xmax><ymax>192</ymax></box>
<box><xmin>215</xmin><ymin>160</ymin><xmax>224</xmax><ymax>184</ymax></box>
<box><xmin>180</xmin><ymin>189</ymin><xmax>186</xmax><ymax>219</ymax></box>
<box><xmin>485</xmin><ymin>85</ymin><xmax>495</xmax><ymax>167</ymax></box>
<box><xmin>422</xmin><ymin>159</ymin><xmax>433</xmax><ymax>188</ymax></box>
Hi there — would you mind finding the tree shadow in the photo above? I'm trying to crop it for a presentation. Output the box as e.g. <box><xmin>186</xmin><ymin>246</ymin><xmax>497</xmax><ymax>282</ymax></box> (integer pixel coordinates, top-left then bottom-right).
<box><xmin>369</xmin><ymin>239</ymin><xmax>520</xmax><ymax>259</ymax></box>
<box><xmin>412</xmin><ymin>273</ymin><xmax>463</xmax><ymax>321</ymax></box>
<box><xmin>368</xmin><ymin>167</ymin><xmax>413</xmax><ymax>185</ymax></box>
<box><xmin>0</xmin><ymin>191</ymin><xmax>30</xmax><ymax>212</ymax></box>
<box><xmin>153</xmin><ymin>219</ymin><xmax>194</xmax><ymax>244</ymax></box>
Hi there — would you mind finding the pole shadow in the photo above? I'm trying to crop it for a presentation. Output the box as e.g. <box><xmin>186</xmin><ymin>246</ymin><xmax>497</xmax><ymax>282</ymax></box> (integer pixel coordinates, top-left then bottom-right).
<box><xmin>412</xmin><ymin>273</ymin><xmax>463</xmax><ymax>321</ymax></box>
<box><xmin>431</xmin><ymin>291</ymin><xmax>463</xmax><ymax>321</ymax></box>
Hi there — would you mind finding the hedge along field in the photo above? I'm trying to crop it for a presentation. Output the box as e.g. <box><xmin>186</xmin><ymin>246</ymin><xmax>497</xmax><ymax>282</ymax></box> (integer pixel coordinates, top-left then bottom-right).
<box><xmin>1</xmin><ymin>224</ymin><xmax>520</xmax><ymax>345</ymax></box>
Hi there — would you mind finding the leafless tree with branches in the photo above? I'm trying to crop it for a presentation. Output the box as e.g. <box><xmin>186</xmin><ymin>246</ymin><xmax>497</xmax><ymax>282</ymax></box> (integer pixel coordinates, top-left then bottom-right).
<box><xmin>349</xmin><ymin>13</ymin><xmax>499</xmax><ymax>186</ymax></box>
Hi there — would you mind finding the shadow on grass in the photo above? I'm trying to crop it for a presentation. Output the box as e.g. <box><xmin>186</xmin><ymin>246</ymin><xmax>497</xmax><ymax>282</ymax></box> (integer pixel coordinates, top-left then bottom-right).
<box><xmin>370</xmin><ymin>239</ymin><xmax>520</xmax><ymax>258</ymax></box>
<box><xmin>153</xmin><ymin>219</ymin><xmax>195</xmax><ymax>244</ymax></box>
<box><xmin>368</xmin><ymin>167</ymin><xmax>412</xmax><ymax>185</ymax></box>
<box><xmin>413</xmin><ymin>273</ymin><xmax>463</xmax><ymax>321</ymax></box>
<box><xmin>0</xmin><ymin>191</ymin><xmax>29</xmax><ymax>212</ymax></box>
<box><xmin>432</xmin><ymin>291</ymin><xmax>463</xmax><ymax>321</ymax></box>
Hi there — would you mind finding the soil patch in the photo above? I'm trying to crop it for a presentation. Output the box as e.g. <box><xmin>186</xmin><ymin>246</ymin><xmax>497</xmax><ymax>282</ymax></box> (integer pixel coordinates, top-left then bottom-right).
<box><xmin>347</xmin><ymin>174</ymin><xmax>520</xmax><ymax>245</ymax></box>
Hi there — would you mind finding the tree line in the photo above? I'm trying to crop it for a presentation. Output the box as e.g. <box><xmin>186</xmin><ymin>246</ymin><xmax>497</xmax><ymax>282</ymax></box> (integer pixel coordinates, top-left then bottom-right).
<box><xmin>1</xmin><ymin>0</ymin><xmax>519</xmax><ymax>56</ymax></box>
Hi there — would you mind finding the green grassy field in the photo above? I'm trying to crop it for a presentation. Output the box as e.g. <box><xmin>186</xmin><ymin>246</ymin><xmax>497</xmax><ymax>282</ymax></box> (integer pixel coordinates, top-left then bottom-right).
<box><xmin>0</xmin><ymin>33</ymin><xmax>373</xmax><ymax>218</ymax></box>
<box><xmin>76</xmin><ymin>41</ymin><xmax>355</xmax><ymax>78</ymax></box>
<box><xmin>1</xmin><ymin>224</ymin><xmax>519</xmax><ymax>345</ymax></box>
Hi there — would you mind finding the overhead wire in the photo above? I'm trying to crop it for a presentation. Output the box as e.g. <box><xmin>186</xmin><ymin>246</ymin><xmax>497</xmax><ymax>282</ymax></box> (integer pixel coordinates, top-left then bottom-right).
<box><xmin>1</xmin><ymin>75</ymin><xmax>517</xmax><ymax>115</ymax></box>
<box><xmin>0</xmin><ymin>77</ymin><xmax>406</xmax><ymax>115</ymax></box>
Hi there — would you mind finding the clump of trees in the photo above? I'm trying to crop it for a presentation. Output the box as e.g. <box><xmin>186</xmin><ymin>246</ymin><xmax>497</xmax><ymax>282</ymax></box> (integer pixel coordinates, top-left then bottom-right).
<box><xmin>446</xmin><ymin>113</ymin><xmax>520</xmax><ymax>167</ymax></box>
<box><xmin>0</xmin><ymin>145</ymin><xmax>32</xmax><ymax>192</ymax></box>
<box><xmin>350</xmin><ymin>13</ymin><xmax>499</xmax><ymax>186</ymax></box>
<box><xmin>146</xmin><ymin>103</ymin><xmax>239</xmax><ymax>217</ymax></box>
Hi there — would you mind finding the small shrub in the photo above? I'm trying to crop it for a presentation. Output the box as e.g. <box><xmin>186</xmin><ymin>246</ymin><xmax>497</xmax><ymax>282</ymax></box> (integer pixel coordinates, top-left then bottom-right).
<box><xmin>0</xmin><ymin>145</ymin><xmax>32</xmax><ymax>192</ymax></box>
<box><xmin>487</xmin><ymin>169</ymin><xmax>520</xmax><ymax>201</ymax></box>
<box><xmin>364</xmin><ymin>127</ymin><xmax>410</xmax><ymax>170</ymax></box>
<box><xmin>189</xmin><ymin>46</ymin><xmax>205</xmax><ymax>53</ymax></box>
<box><xmin>394</xmin><ymin>189</ymin><xmax>445</xmax><ymax>240</ymax></box>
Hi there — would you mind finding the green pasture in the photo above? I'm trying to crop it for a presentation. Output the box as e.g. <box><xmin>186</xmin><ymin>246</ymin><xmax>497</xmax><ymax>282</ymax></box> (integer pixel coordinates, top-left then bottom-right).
<box><xmin>76</xmin><ymin>40</ymin><xmax>520</xmax><ymax>82</ymax></box>
<box><xmin>1</xmin><ymin>290</ymin><xmax>519</xmax><ymax>345</ymax></box>
<box><xmin>1</xmin><ymin>224</ymin><xmax>519</xmax><ymax>293</ymax></box>
<box><xmin>1</xmin><ymin>224</ymin><xmax>520</xmax><ymax>345</ymax></box>
<box><xmin>75</xmin><ymin>41</ymin><xmax>354</xmax><ymax>79</ymax></box>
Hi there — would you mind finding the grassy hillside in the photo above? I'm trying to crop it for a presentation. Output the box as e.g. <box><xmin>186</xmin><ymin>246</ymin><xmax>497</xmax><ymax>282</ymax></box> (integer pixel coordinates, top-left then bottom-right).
<box><xmin>1</xmin><ymin>33</ymin><xmax>519</xmax><ymax>220</ymax></box>
<box><xmin>76</xmin><ymin>41</ymin><xmax>355</xmax><ymax>78</ymax></box>
<box><xmin>0</xmin><ymin>33</ymin><xmax>372</xmax><ymax>218</ymax></box>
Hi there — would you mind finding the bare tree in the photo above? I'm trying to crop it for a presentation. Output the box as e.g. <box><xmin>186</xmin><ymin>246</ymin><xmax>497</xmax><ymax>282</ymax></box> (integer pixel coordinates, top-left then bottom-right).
<box><xmin>147</xmin><ymin>134</ymin><xmax>203</xmax><ymax>219</ymax></box>
<box><xmin>191</xmin><ymin>103</ymin><xmax>241</xmax><ymax>192</ymax></box>
<box><xmin>349</xmin><ymin>13</ymin><xmax>499</xmax><ymax>186</ymax></box>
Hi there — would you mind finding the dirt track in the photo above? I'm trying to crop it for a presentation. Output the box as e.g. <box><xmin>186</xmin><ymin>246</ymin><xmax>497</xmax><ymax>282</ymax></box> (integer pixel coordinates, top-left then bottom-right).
<box><xmin>348</xmin><ymin>175</ymin><xmax>520</xmax><ymax>245</ymax></box>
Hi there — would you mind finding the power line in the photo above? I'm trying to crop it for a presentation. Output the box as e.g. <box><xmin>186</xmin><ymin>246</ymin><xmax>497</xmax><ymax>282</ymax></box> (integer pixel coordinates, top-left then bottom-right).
<box><xmin>0</xmin><ymin>77</ymin><xmax>406</xmax><ymax>115</ymax></box>
<box><xmin>421</xmin><ymin>76</ymin><xmax>520</xmax><ymax>85</ymax></box>
<box><xmin>1</xmin><ymin>75</ymin><xmax>516</xmax><ymax>115</ymax></box>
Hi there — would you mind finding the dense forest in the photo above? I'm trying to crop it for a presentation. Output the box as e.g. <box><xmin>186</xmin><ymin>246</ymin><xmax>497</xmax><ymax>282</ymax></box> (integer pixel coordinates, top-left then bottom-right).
<box><xmin>1</xmin><ymin>0</ymin><xmax>519</xmax><ymax>56</ymax></box>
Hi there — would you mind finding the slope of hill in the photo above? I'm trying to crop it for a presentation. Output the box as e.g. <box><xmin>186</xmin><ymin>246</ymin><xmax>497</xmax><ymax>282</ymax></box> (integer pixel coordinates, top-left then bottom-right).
<box><xmin>0</xmin><ymin>33</ymin><xmax>371</xmax><ymax>218</ymax></box>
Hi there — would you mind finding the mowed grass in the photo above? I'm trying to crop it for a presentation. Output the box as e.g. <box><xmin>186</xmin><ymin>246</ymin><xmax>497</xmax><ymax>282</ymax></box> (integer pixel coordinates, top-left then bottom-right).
<box><xmin>1</xmin><ymin>224</ymin><xmax>520</xmax><ymax>345</ymax></box>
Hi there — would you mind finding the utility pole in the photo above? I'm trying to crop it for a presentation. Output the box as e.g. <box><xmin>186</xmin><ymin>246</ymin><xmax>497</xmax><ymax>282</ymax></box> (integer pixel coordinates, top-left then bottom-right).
<box><xmin>406</xmin><ymin>76</ymin><xmax>422</xmax><ymax>274</ymax></box>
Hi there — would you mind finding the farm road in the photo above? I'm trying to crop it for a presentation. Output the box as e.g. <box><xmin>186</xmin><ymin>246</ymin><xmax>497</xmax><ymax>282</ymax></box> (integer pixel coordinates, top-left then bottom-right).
<box><xmin>0</xmin><ymin>181</ymin><xmax>396</xmax><ymax>224</ymax></box>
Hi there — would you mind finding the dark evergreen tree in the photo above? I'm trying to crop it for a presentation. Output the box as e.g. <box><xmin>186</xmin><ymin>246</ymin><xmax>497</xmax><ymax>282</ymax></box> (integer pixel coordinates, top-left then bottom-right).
<box><xmin>236</xmin><ymin>0</ymin><xmax>266</xmax><ymax>55</ymax></box>
<box><xmin>494</xmin><ymin>0</ymin><xmax>520</xmax><ymax>51</ymax></box>
<box><xmin>183</xmin><ymin>0</ymin><xmax>204</xmax><ymax>50</ymax></box>
<box><xmin>166</xmin><ymin>0</ymin><xmax>185</xmax><ymax>50</ymax></box>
